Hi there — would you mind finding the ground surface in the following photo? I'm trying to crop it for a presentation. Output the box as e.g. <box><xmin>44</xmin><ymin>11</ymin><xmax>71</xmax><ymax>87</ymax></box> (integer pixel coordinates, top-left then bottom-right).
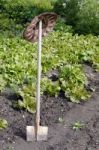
<box><xmin>0</xmin><ymin>65</ymin><xmax>99</xmax><ymax>150</ymax></box>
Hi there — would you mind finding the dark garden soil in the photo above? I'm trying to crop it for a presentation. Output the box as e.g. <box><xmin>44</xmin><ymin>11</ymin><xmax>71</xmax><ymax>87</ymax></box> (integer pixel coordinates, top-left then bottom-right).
<box><xmin>0</xmin><ymin>65</ymin><xmax>99</xmax><ymax>150</ymax></box>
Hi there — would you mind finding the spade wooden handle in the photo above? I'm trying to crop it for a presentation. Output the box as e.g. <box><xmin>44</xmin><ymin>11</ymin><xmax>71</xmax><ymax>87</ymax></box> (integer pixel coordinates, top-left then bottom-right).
<box><xmin>36</xmin><ymin>20</ymin><xmax>42</xmax><ymax>126</ymax></box>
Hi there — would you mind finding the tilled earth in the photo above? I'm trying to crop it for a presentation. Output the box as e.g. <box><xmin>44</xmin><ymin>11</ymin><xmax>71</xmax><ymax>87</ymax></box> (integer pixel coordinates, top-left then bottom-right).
<box><xmin>0</xmin><ymin>65</ymin><xmax>99</xmax><ymax>150</ymax></box>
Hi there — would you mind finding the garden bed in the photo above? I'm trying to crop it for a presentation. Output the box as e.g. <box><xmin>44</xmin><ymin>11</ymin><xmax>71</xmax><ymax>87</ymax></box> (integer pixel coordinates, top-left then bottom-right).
<box><xmin>0</xmin><ymin>65</ymin><xmax>99</xmax><ymax>150</ymax></box>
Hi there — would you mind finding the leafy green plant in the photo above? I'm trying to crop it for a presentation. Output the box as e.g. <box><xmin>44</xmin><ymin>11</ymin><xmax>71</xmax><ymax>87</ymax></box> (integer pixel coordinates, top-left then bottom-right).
<box><xmin>41</xmin><ymin>77</ymin><xmax>61</xmax><ymax>97</ymax></box>
<box><xmin>59</xmin><ymin>64</ymin><xmax>90</xmax><ymax>103</ymax></box>
<box><xmin>0</xmin><ymin>118</ymin><xmax>8</xmax><ymax>130</ymax></box>
<box><xmin>72</xmin><ymin>121</ymin><xmax>86</xmax><ymax>130</ymax></box>
<box><xmin>17</xmin><ymin>83</ymin><xmax>36</xmax><ymax>113</ymax></box>
<box><xmin>92</xmin><ymin>49</ymin><xmax>99</xmax><ymax>71</ymax></box>
<box><xmin>0</xmin><ymin>75</ymin><xmax>6</xmax><ymax>92</ymax></box>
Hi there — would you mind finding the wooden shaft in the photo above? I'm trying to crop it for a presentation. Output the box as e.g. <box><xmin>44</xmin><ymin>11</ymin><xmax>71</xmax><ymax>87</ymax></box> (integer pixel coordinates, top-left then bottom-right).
<box><xmin>36</xmin><ymin>20</ymin><xmax>42</xmax><ymax>127</ymax></box>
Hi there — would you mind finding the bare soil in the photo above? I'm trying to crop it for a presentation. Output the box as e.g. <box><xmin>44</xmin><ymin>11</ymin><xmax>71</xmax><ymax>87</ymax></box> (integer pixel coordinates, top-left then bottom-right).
<box><xmin>0</xmin><ymin>65</ymin><xmax>99</xmax><ymax>150</ymax></box>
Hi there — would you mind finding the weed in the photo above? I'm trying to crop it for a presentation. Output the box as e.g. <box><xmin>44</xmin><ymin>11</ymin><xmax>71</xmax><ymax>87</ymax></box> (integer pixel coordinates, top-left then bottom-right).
<box><xmin>72</xmin><ymin>121</ymin><xmax>86</xmax><ymax>130</ymax></box>
<box><xmin>0</xmin><ymin>118</ymin><xmax>8</xmax><ymax>130</ymax></box>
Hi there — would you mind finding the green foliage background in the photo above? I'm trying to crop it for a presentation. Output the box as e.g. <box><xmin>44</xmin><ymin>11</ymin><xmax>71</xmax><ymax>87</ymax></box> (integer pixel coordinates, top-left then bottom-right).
<box><xmin>54</xmin><ymin>0</ymin><xmax>99</xmax><ymax>35</ymax></box>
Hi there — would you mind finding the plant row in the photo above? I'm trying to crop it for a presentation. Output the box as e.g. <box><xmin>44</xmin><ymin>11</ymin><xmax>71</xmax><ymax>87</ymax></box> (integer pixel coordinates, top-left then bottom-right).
<box><xmin>0</xmin><ymin>31</ymin><xmax>99</xmax><ymax>112</ymax></box>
